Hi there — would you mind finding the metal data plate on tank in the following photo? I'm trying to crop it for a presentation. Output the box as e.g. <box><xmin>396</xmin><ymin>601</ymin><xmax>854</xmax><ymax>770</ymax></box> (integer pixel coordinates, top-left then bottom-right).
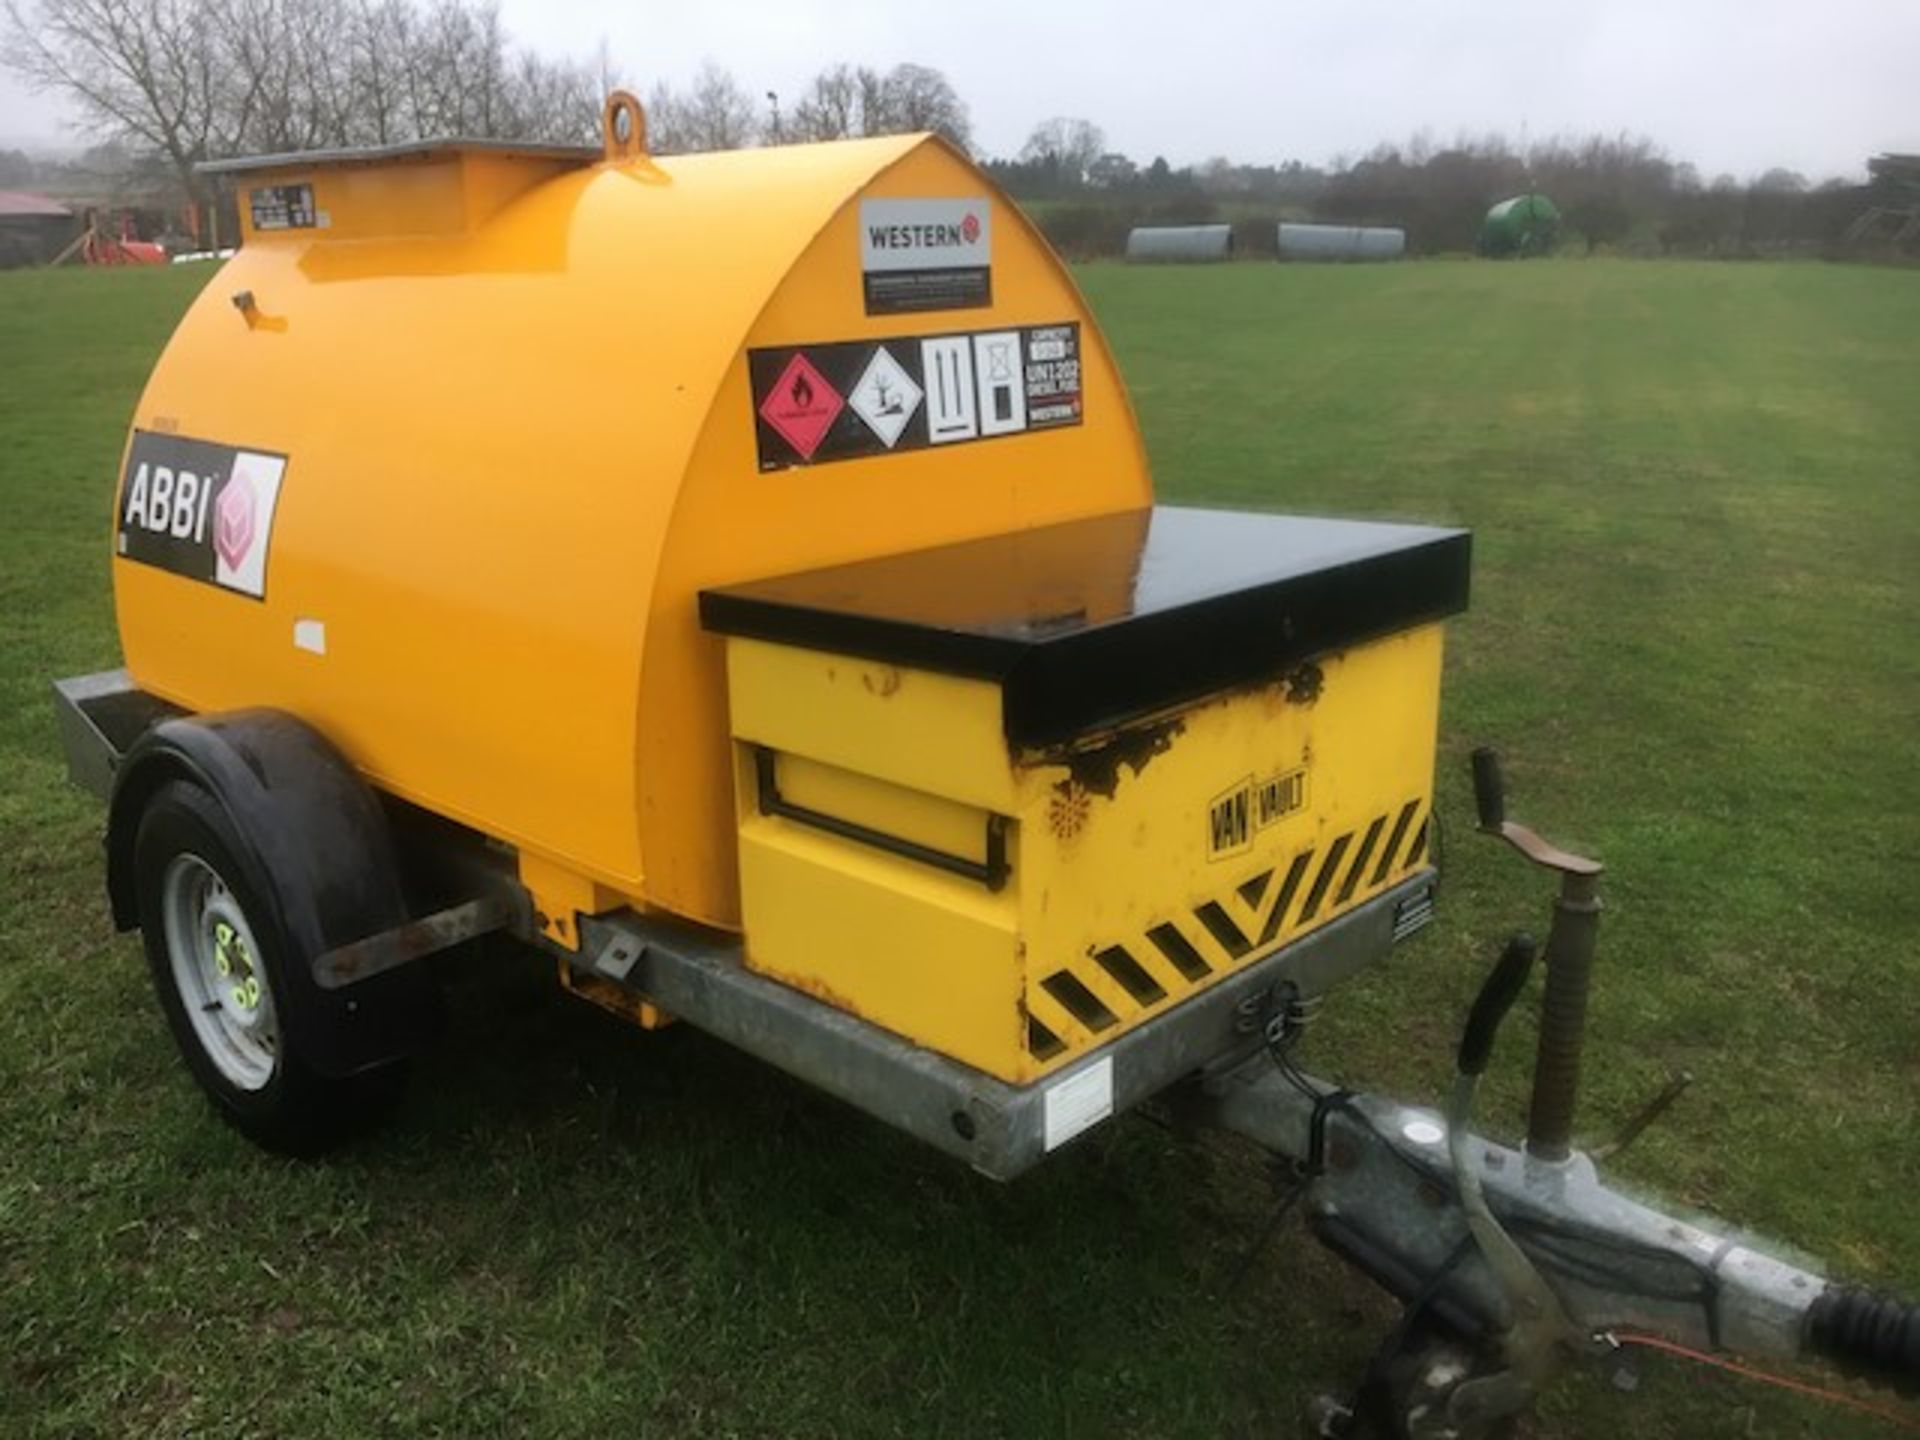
<box><xmin>750</xmin><ymin>323</ymin><xmax>1082</xmax><ymax>470</ymax></box>
<box><xmin>248</xmin><ymin>183</ymin><xmax>320</xmax><ymax>231</ymax></box>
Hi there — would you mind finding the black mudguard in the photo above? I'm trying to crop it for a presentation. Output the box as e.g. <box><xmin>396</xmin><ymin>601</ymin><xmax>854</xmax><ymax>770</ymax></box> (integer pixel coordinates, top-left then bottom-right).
<box><xmin>106</xmin><ymin>710</ymin><xmax>437</xmax><ymax>1077</ymax></box>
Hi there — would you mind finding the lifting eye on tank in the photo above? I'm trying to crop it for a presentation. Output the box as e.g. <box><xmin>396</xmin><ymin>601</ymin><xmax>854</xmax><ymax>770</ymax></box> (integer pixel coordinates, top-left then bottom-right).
<box><xmin>602</xmin><ymin>90</ymin><xmax>649</xmax><ymax>164</ymax></box>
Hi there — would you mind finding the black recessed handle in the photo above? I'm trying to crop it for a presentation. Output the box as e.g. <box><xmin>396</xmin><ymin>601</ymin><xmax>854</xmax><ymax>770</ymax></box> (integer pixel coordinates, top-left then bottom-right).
<box><xmin>754</xmin><ymin>746</ymin><xmax>1009</xmax><ymax>892</ymax></box>
<box><xmin>1457</xmin><ymin>933</ymin><xmax>1538</xmax><ymax>1078</ymax></box>
<box><xmin>1471</xmin><ymin>746</ymin><xmax>1506</xmax><ymax>831</ymax></box>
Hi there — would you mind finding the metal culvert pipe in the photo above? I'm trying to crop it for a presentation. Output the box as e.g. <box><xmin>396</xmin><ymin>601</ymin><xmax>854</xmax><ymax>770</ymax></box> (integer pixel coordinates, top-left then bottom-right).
<box><xmin>1277</xmin><ymin>222</ymin><xmax>1407</xmax><ymax>261</ymax></box>
<box><xmin>1125</xmin><ymin>224</ymin><xmax>1234</xmax><ymax>262</ymax></box>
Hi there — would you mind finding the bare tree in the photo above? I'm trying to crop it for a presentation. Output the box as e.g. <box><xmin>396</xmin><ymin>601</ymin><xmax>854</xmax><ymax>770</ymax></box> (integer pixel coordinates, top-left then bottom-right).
<box><xmin>876</xmin><ymin>62</ymin><xmax>968</xmax><ymax>150</ymax></box>
<box><xmin>2</xmin><ymin>0</ymin><xmax>607</xmax><ymax>205</ymax></box>
<box><xmin>500</xmin><ymin>50</ymin><xmax>600</xmax><ymax>145</ymax></box>
<box><xmin>682</xmin><ymin>60</ymin><xmax>758</xmax><ymax>150</ymax></box>
<box><xmin>343</xmin><ymin>0</ymin><xmax>409</xmax><ymax>145</ymax></box>
<box><xmin>211</xmin><ymin>0</ymin><xmax>355</xmax><ymax>155</ymax></box>
<box><xmin>2</xmin><ymin>0</ymin><xmax>226</xmax><ymax>204</ymax></box>
<box><xmin>788</xmin><ymin>62</ymin><xmax>863</xmax><ymax>142</ymax></box>
<box><xmin>1021</xmin><ymin>117</ymin><xmax>1105</xmax><ymax>185</ymax></box>
<box><xmin>782</xmin><ymin>60</ymin><xmax>969</xmax><ymax>149</ymax></box>
<box><xmin>646</xmin><ymin>60</ymin><xmax>757</xmax><ymax>154</ymax></box>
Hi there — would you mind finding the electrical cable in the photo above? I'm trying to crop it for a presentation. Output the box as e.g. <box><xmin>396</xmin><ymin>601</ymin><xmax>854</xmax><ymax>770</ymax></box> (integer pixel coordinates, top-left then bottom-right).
<box><xmin>1227</xmin><ymin>1180</ymin><xmax>1307</xmax><ymax>1298</ymax></box>
<box><xmin>1609</xmin><ymin>1331</ymin><xmax>1920</xmax><ymax>1434</ymax></box>
<box><xmin>1355</xmin><ymin>1233</ymin><xmax>1477</xmax><ymax>1398</ymax></box>
<box><xmin>1259</xmin><ymin>963</ymin><xmax>1755</xmax><ymax>1373</ymax></box>
<box><xmin>1504</xmin><ymin>1217</ymin><xmax>1713</xmax><ymax>1306</ymax></box>
<box><xmin>1262</xmin><ymin>978</ymin><xmax>1723</xmax><ymax>1316</ymax></box>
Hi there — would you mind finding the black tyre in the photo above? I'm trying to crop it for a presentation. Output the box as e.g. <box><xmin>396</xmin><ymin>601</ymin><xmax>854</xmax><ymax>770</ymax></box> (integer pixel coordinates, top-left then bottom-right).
<box><xmin>133</xmin><ymin>779</ymin><xmax>404</xmax><ymax>1154</ymax></box>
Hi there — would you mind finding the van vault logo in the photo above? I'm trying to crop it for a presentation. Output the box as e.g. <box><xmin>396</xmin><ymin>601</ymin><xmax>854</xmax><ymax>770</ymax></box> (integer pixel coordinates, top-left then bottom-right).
<box><xmin>117</xmin><ymin>431</ymin><xmax>286</xmax><ymax>600</ymax></box>
<box><xmin>1209</xmin><ymin>780</ymin><xmax>1252</xmax><ymax>859</ymax></box>
<box><xmin>1254</xmin><ymin>768</ymin><xmax>1308</xmax><ymax>828</ymax></box>
<box><xmin>1208</xmin><ymin>766</ymin><xmax>1310</xmax><ymax>860</ymax></box>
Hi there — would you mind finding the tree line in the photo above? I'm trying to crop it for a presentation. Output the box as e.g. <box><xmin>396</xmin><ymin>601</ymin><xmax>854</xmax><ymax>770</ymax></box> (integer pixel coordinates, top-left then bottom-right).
<box><xmin>2</xmin><ymin>0</ymin><xmax>1878</xmax><ymax>258</ymax></box>
<box><xmin>1</xmin><ymin>0</ymin><xmax>608</xmax><ymax>204</ymax></box>
<box><xmin>0</xmin><ymin>0</ymin><xmax>975</xmax><ymax>207</ymax></box>
<box><xmin>995</xmin><ymin>123</ymin><xmax>1871</xmax><ymax>258</ymax></box>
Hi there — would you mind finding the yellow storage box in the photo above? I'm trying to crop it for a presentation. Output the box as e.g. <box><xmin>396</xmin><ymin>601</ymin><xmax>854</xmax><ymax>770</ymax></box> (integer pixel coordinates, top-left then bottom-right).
<box><xmin>704</xmin><ymin>506</ymin><xmax>1469</xmax><ymax>1083</ymax></box>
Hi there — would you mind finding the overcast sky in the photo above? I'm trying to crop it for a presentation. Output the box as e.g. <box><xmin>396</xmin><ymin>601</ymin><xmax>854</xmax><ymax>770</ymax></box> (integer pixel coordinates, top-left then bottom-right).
<box><xmin>3</xmin><ymin>0</ymin><xmax>1914</xmax><ymax>180</ymax></box>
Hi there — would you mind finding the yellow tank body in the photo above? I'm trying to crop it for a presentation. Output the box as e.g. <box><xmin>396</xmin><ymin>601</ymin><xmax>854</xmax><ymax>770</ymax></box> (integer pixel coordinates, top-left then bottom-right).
<box><xmin>113</xmin><ymin>107</ymin><xmax>1151</xmax><ymax>942</ymax></box>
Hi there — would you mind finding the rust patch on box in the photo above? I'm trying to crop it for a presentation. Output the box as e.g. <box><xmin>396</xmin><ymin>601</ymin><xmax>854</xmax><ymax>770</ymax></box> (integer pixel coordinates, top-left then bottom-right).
<box><xmin>764</xmin><ymin>963</ymin><xmax>867</xmax><ymax>1019</ymax></box>
<box><xmin>1040</xmin><ymin>714</ymin><xmax>1185</xmax><ymax>800</ymax></box>
<box><xmin>861</xmin><ymin>665</ymin><xmax>902</xmax><ymax>698</ymax></box>
<box><xmin>1284</xmin><ymin>661</ymin><xmax>1324</xmax><ymax>706</ymax></box>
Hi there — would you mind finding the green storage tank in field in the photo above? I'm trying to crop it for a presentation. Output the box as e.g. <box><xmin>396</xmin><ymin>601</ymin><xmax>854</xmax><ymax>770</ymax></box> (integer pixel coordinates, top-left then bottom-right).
<box><xmin>1480</xmin><ymin>193</ymin><xmax>1560</xmax><ymax>257</ymax></box>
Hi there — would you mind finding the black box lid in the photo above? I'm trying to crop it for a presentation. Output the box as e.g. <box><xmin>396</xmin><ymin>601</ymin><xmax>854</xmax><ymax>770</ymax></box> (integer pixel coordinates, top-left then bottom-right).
<box><xmin>700</xmin><ymin>505</ymin><xmax>1470</xmax><ymax>747</ymax></box>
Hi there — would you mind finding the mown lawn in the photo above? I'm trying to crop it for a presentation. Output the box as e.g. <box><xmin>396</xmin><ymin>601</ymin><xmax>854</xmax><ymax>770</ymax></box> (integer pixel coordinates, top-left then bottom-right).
<box><xmin>3</xmin><ymin>258</ymin><xmax>1917</xmax><ymax>1438</ymax></box>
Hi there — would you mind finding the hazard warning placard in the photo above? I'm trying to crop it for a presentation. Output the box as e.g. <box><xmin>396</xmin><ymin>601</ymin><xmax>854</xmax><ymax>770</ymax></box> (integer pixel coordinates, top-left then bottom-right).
<box><xmin>757</xmin><ymin>353</ymin><xmax>844</xmax><ymax>460</ymax></box>
<box><xmin>847</xmin><ymin>348</ymin><xmax>922</xmax><ymax>449</ymax></box>
<box><xmin>748</xmin><ymin>322</ymin><xmax>1082</xmax><ymax>471</ymax></box>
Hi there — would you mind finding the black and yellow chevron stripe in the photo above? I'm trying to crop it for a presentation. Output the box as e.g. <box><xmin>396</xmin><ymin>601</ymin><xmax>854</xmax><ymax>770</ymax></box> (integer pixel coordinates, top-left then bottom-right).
<box><xmin>1026</xmin><ymin>798</ymin><xmax>1430</xmax><ymax>1061</ymax></box>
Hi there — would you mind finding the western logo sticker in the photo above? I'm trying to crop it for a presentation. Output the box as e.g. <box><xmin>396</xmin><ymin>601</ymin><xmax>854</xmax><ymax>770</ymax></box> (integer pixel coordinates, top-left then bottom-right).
<box><xmin>117</xmin><ymin>431</ymin><xmax>286</xmax><ymax>600</ymax></box>
<box><xmin>749</xmin><ymin>322</ymin><xmax>1081</xmax><ymax>471</ymax></box>
<box><xmin>859</xmin><ymin>197</ymin><xmax>992</xmax><ymax>315</ymax></box>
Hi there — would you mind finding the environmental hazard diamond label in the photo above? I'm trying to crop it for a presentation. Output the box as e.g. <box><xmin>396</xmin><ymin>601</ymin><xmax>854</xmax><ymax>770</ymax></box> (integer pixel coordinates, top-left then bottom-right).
<box><xmin>848</xmin><ymin>347</ymin><xmax>923</xmax><ymax>448</ymax></box>
<box><xmin>758</xmin><ymin>353</ymin><xmax>844</xmax><ymax>460</ymax></box>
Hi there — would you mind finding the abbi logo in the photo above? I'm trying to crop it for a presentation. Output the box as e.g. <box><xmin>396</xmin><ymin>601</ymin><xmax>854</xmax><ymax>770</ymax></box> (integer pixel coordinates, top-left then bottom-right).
<box><xmin>960</xmin><ymin>212</ymin><xmax>981</xmax><ymax>245</ymax></box>
<box><xmin>116</xmin><ymin>432</ymin><xmax>287</xmax><ymax>600</ymax></box>
<box><xmin>215</xmin><ymin>474</ymin><xmax>256</xmax><ymax>569</ymax></box>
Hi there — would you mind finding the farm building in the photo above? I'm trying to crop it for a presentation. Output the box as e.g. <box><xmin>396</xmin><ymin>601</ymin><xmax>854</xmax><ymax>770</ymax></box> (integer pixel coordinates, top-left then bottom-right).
<box><xmin>1846</xmin><ymin>154</ymin><xmax>1920</xmax><ymax>252</ymax></box>
<box><xmin>0</xmin><ymin>190</ymin><xmax>78</xmax><ymax>268</ymax></box>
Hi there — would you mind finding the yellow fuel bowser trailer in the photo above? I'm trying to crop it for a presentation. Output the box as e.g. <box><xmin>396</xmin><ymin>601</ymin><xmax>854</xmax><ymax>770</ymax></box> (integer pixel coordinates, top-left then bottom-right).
<box><xmin>52</xmin><ymin>96</ymin><xmax>1920</xmax><ymax>1434</ymax></box>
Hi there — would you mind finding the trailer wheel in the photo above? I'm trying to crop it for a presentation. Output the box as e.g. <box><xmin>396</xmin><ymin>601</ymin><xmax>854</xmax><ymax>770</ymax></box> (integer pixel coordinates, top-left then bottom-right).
<box><xmin>133</xmin><ymin>779</ymin><xmax>403</xmax><ymax>1153</ymax></box>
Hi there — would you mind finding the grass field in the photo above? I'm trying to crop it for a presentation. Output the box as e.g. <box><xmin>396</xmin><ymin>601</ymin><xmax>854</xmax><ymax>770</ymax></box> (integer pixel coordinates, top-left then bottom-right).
<box><xmin>3</xmin><ymin>258</ymin><xmax>1917</xmax><ymax>1439</ymax></box>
